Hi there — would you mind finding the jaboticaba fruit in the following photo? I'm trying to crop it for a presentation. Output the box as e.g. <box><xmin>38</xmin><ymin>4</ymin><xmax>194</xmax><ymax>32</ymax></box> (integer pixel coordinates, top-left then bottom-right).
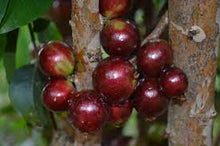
<box><xmin>101</xmin><ymin>19</ymin><xmax>140</xmax><ymax>59</ymax></box>
<box><xmin>109</xmin><ymin>100</ymin><xmax>133</xmax><ymax>126</ymax></box>
<box><xmin>160</xmin><ymin>66</ymin><xmax>188</xmax><ymax>97</ymax></box>
<box><xmin>93</xmin><ymin>57</ymin><xmax>136</xmax><ymax>104</ymax></box>
<box><xmin>38</xmin><ymin>41</ymin><xmax>75</xmax><ymax>78</ymax></box>
<box><xmin>133</xmin><ymin>78</ymin><xmax>168</xmax><ymax>120</ymax></box>
<box><xmin>68</xmin><ymin>90</ymin><xmax>109</xmax><ymax>133</ymax></box>
<box><xmin>42</xmin><ymin>80</ymin><xmax>75</xmax><ymax>111</ymax></box>
<box><xmin>137</xmin><ymin>40</ymin><xmax>173</xmax><ymax>77</ymax></box>
<box><xmin>99</xmin><ymin>0</ymin><xmax>131</xmax><ymax>19</ymax></box>
<box><xmin>47</xmin><ymin>0</ymin><xmax>71</xmax><ymax>36</ymax></box>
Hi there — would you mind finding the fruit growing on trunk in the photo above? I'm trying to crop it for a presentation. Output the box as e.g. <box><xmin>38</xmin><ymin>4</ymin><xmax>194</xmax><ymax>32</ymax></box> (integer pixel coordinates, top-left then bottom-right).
<box><xmin>99</xmin><ymin>0</ymin><xmax>131</xmax><ymax>19</ymax></box>
<box><xmin>137</xmin><ymin>40</ymin><xmax>173</xmax><ymax>77</ymax></box>
<box><xmin>109</xmin><ymin>100</ymin><xmax>133</xmax><ymax>126</ymax></box>
<box><xmin>42</xmin><ymin>80</ymin><xmax>75</xmax><ymax>111</ymax></box>
<box><xmin>38</xmin><ymin>41</ymin><xmax>75</xmax><ymax>78</ymax></box>
<box><xmin>101</xmin><ymin>19</ymin><xmax>140</xmax><ymax>58</ymax></box>
<box><xmin>69</xmin><ymin>90</ymin><xmax>109</xmax><ymax>133</ymax></box>
<box><xmin>133</xmin><ymin>78</ymin><xmax>168</xmax><ymax>120</ymax></box>
<box><xmin>93</xmin><ymin>57</ymin><xmax>136</xmax><ymax>104</ymax></box>
<box><xmin>160</xmin><ymin>66</ymin><xmax>188</xmax><ymax>97</ymax></box>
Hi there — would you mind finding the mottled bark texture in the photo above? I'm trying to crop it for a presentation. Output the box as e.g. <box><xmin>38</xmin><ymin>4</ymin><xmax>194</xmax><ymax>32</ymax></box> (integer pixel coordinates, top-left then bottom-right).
<box><xmin>71</xmin><ymin>0</ymin><xmax>103</xmax><ymax>91</ymax></box>
<box><xmin>50</xmin><ymin>0</ymin><xmax>104</xmax><ymax>146</ymax></box>
<box><xmin>70</xmin><ymin>0</ymin><xmax>103</xmax><ymax>145</ymax></box>
<box><xmin>167</xmin><ymin>0</ymin><xmax>219</xmax><ymax>146</ymax></box>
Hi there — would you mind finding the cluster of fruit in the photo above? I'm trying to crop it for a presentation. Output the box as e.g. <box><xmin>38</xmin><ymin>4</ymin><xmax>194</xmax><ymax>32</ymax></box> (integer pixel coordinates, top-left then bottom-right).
<box><xmin>38</xmin><ymin>0</ymin><xmax>188</xmax><ymax>134</ymax></box>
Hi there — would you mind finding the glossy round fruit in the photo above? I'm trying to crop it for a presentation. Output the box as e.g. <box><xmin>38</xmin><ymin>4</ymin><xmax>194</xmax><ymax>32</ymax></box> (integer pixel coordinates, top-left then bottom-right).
<box><xmin>101</xmin><ymin>19</ymin><xmax>140</xmax><ymax>58</ymax></box>
<box><xmin>69</xmin><ymin>90</ymin><xmax>109</xmax><ymax>133</ymax></box>
<box><xmin>42</xmin><ymin>80</ymin><xmax>75</xmax><ymax>111</ymax></box>
<box><xmin>109</xmin><ymin>100</ymin><xmax>133</xmax><ymax>126</ymax></box>
<box><xmin>133</xmin><ymin>78</ymin><xmax>168</xmax><ymax>119</ymax></box>
<box><xmin>39</xmin><ymin>41</ymin><xmax>75</xmax><ymax>78</ymax></box>
<box><xmin>99</xmin><ymin>0</ymin><xmax>131</xmax><ymax>19</ymax></box>
<box><xmin>160</xmin><ymin>66</ymin><xmax>188</xmax><ymax>97</ymax></box>
<box><xmin>48</xmin><ymin>0</ymin><xmax>71</xmax><ymax>36</ymax></box>
<box><xmin>137</xmin><ymin>40</ymin><xmax>173</xmax><ymax>77</ymax></box>
<box><xmin>93</xmin><ymin>57</ymin><xmax>136</xmax><ymax>104</ymax></box>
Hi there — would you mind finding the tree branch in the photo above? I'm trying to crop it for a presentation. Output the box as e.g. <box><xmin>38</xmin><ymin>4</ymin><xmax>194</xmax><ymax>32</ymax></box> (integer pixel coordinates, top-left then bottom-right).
<box><xmin>70</xmin><ymin>0</ymin><xmax>103</xmax><ymax>145</ymax></box>
<box><xmin>141</xmin><ymin>11</ymin><xmax>168</xmax><ymax>46</ymax></box>
<box><xmin>167</xmin><ymin>0</ymin><xmax>218</xmax><ymax>145</ymax></box>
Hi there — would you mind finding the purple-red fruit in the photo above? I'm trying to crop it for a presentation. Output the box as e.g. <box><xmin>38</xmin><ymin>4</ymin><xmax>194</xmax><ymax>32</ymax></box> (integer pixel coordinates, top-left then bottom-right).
<box><xmin>160</xmin><ymin>66</ymin><xmax>188</xmax><ymax>97</ymax></box>
<box><xmin>101</xmin><ymin>19</ymin><xmax>140</xmax><ymax>58</ymax></box>
<box><xmin>48</xmin><ymin>0</ymin><xmax>71</xmax><ymax>36</ymax></box>
<box><xmin>137</xmin><ymin>40</ymin><xmax>173</xmax><ymax>77</ymax></box>
<box><xmin>99</xmin><ymin>0</ymin><xmax>131</xmax><ymax>19</ymax></box>
<box><xmin>69</xmin><ymin>90</ymin><xmax>109</xmax><ymax>133</ymax></box>
<box><xmin>93</xmin><ymin>57</ymin><xmax>136</xmax><ymax>104</ymax></box>
<box><xmin>133</xmin><ymin>78</ymin><xmax>168</xmax><ymax>119</ymax></box>
<box><xmin>109</xmin><ymin>100</ymin><xmax>133</xmax><ymax>126</ymax></box>
<box><xmin>39</xmin><ymin>41</ymin><xmax>75</xmax><ymax>78</ymax></box>
<box><xmin>42</xmin><ymin>80</ymin><xmax>75</xmax><ymax>111</ymax></box>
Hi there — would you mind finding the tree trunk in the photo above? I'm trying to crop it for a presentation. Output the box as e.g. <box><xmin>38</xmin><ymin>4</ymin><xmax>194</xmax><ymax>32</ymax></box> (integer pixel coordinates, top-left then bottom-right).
<box><xmin>70</xmin><ymin>0</ymin><xmax>103</xmax><ymax>145</ymax></box>
<box><xmin>167</xmin><ymin>0</ymin><xmax>219</xmax><ymax>146</ymax></box>
<box><xmin>51</xmin><ymin>0</ymin><xmax>103</xmax><ymax>146</ymax></box>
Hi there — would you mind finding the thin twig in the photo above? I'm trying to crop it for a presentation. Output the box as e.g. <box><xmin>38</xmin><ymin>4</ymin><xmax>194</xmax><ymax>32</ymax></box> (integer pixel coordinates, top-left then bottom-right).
<box><xmin>129</xmin><ymin>11</ymin><xmax>168</xmax><ymax>64</ymax></box>
<box><xmin>28</xmin><ymin>23</ymin><xmax>38</xmax><ymax>56</ymax></box>
<box><xmin>141</xmin><ymin>11</ymin><xmax>168</xmax><ymax>46</ymax></box>
<box><xmin>49</xmin><ymin>112</ymin><xmax>57</xmax><ymax>131</ymax></box>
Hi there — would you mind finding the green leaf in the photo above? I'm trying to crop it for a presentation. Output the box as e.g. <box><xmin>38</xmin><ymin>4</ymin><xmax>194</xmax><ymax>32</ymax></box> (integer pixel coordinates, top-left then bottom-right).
<box><xmin>122</xmin><ymin>110</ymin><xmax>138</xmax><ymax>137</ymax></box>
<box><xmin>0</xmin><ymin>0</ymin><xmax>53</xmax><ymax>34</ymax></box>
<box><xmin>0</xmin><ymin>0</ymin><xmax>9</xmax><ymax>24</ymax></box>
<box><xmin>33</xmin><ymin>66</ymin><xmax>52</xmax><ymax>129</ymax></box>
<box><xmin>9</xmin><ymin>64</ymin><xmax>37</xmax><ymax>124</ymax></box>
<box><xmin>9</xmin><ymin>64</ymin><xmax>52</xmax><ymax>129</ymax></box>
<box><xmin>153</xmin><ymin>0</ymin><xmax>166</xmax><ymax>11</ymax></box>
<box><xmin>4</xmin><ymin>52</ymin><xmax>16</xmax><ymax>81</ymax></box>
<box><xmin>0</xmin><ymin>34</ymin><xmax>10</xmax><ymax>108</ymax></box>
<box><xmin>16</xmin><ymin>25</ymin><xmax>32</xmax><ymax>68</ymax></box>
<box><xmin>36</xmin><ymin>22</ymin><xmax>63</xmax><ymax>43</ymax></box>
<box><xmin>0</xmin><ymin>34</ymin><xmax>6</xmax><ymax>57</ymax></box>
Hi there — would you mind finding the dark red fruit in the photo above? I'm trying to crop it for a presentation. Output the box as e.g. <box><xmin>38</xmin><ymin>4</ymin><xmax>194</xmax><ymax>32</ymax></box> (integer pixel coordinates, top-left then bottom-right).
<box><xmin>48</xmin><ymin>0</ymin><xmax>71</xmax><ymax>36</ymax></box>
<box><xmin>133</xmin><ymin>78</ymin><xmax>168</xmax><ymax>120</ymax></box>
<box><xmin>109</xmin><ymin>100</ymin><xmax>133</xmax><ymax>126</ymax></box>
<box><xmin>137</xmin><ymin>40</ymin><xmax>173</xmax><ymax>77</ymax></box>
<box><xmin>160</xmin><ymin>66</ymin><xmax>188</xmax><ymax>97</ymax></box>
<box><xmin>69</xmin><ymin>90</ymin><xmax>109</xmax><ymax>133</ymax></box>
<box><xmin>39</xmin><ymin>41</ymin><xmax>75</xmax><ymax>78</ymax></box>
<box><xmin>101</xmin><ymin>19</ymin><xmax>140</xmax><ymax>58</ymax></box>
<box><xmin>42</xmin><ymin>80</ymin><xmax>75</xmax><ymax>111</ymax></box>
<box><xmin>99</xmin><ymin>0</ymin><xmax>131</xmax><ymax>19</ymax></box>
<box><xmin>93</xmin><ymin>57</ymin><xmax>136</xmax><ymax>104</ymax></box>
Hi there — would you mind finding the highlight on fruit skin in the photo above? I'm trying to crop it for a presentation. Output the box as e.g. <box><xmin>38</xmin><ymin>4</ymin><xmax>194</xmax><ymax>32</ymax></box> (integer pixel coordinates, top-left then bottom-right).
<box><xmin>137</xmin><ymin>40</ymin><xmax>173</xmax><ymax>77</ymax></box>
<box><xmin>160</xmin><ymin>66</ymin><xmax>188</xmax><ymax>97</ymax></box>
<box><xmin>101</xmin><ymin>19</ymin><xmax>140</xmax><ymax>59</ymax></box>
<box><xmin>38</xmin><ymin>41</ymin><xmax>75</xmax><ymax>78</ymax></box>
<box><xmin>93</xmin><ymin>56</ymin><xmax>137</xmax><ymax>104</ymax></box>
<box><xmin>132</xmin><ymin>78</ymin><xmax>169</xmax><ymax>120</ymax></box>
<box><xmin>42</xmin><ymin>79</ymin><xmax>75</xmax><ymax>112</ymax></box>
<box><xmin>99</xmin><ymin>0</ymin><xmax>131</xmax><ymax>19</ymax></box>
<box><xmin>68</xmin><ymin>90</ymin><xmax>109</xmax><ymax>133</ymax></box>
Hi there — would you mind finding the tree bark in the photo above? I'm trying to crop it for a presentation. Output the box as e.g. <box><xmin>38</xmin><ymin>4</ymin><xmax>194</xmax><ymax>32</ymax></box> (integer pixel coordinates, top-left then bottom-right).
<box><xmin>70</xmin><ymin>0</ymin><xmax>103</xmax><ymax>145</ymax></box>
<box><xmin>167</xmin><ymin>0</ymin><xmax>219</xmax><ymax>146</ymax></box>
